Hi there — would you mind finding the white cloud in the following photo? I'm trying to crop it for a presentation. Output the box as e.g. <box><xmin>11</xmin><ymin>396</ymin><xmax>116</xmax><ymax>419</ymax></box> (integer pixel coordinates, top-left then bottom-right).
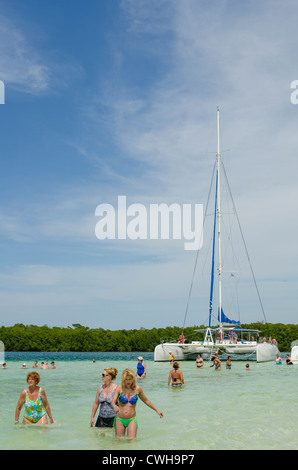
<box><xmin>1</xmin><ymin>1</ymin><xmax>298</xmax><ymax>328</ymax></box>
<box><xmin>0</xmin><ymin>13</ymin><xmax>83</xmax><ymax>95</ymax></box>
<box><xmin>0</xmin><ymin>14</ymin><xmax>50</xmax><ymax>93</ymax></box>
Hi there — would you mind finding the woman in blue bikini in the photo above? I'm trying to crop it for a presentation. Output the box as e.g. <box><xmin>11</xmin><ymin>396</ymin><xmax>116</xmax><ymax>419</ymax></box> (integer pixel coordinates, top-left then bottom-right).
<box><xmin>111</xmin><ymin>368</ymin><xmax>163</xmax><ymax>439</ymax></box>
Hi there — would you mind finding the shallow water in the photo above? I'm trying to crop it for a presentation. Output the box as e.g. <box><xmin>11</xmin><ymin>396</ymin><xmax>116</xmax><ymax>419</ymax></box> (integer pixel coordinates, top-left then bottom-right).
<box><xmin>0</xmin><ymin>352</ymin><xmax>297</xmax><ymax>450</ymax></box>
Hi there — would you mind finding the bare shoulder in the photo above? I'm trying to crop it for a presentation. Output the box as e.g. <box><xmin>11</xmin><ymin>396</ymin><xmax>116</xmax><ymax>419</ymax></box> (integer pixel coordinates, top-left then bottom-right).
<box><xmin>136</xmin><ymin>385</ymin><xmax>144</xmax><ymax>395</ymax></box>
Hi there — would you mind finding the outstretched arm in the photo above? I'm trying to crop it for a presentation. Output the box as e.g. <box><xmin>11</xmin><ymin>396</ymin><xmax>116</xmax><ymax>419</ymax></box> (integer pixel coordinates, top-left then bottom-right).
<box><xmin>138</xmin><ymin>387</ymin><xmax>164</xmax><ymax>418</ymax></box>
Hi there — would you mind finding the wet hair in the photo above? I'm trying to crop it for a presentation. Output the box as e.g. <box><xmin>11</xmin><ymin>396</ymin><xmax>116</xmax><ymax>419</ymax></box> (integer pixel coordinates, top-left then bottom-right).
<box><xmin>173</xmin><ymin>362</ymin><xmax>180</xmax><ymax>369</ymax></box>
<box><xmin>26</xmin><ymin>372</ymin><xmax>40</xmax><ymax>384</ymax></box>
<box><xmin>121</xmin><ymin>368</ymin><xmax>136</xmax><ymax>390</ymax></box>
<box><xmin>104</xmin><ymin>367</ymin><xmax>118</xmax><ymax>380</ymax></box>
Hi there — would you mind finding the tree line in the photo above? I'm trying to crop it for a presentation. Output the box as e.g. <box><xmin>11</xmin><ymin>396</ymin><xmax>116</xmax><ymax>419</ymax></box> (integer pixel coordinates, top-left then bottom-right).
<box><xmin>0</xmin><ymin>322</ymin><xmax>297</xmax><ymax>352</ymax></box>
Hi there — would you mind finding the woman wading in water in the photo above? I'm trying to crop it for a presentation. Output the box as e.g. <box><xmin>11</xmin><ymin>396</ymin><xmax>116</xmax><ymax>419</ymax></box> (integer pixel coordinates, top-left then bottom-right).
<box><xmin>15</xmin><ymin>372</ymin><xmax>54</xmax><ymax>425</ymax></box>
<box><xmin>111</xmin><ymin>368</ymin><xmax>163</xmax><ymax>439</ymax></box>
<box><xmin>90</xmin><ymin>367</ymin><xmax>118</xmax><ymax>429</ymax></box>
<box><xmin>168</xmin><ymin>362</ymin><xmax>185</xmax><ymax>387</ymax></box>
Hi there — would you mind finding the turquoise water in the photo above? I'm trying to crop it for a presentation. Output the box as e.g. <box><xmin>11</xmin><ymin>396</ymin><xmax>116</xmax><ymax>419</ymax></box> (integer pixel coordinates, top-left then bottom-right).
<box><xmin>0</xmin><ymin>352</ymin><xmax>297</xmax><ymax>450</ymax></box>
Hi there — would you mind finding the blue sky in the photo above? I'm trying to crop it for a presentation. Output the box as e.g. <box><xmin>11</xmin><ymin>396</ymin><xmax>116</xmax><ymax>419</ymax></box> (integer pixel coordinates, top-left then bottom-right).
<box><xmin>0</xmin><ymin>0</ymin><xmax>298</xmax><ymax>330</ymax></box>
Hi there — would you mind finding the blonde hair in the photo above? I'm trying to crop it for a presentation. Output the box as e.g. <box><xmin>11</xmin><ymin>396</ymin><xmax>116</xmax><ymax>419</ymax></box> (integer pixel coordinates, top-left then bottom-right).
<box><xmin>121</xmin><ymin>368</ymin><xmax>136</xmax><ymax>390</ymax></box>
<box><xmin>26</xmin><ymin>372</ymin><xmax>40</xmax><ymax>384</ymax></box>
<box><xmin>104</xmin><ymin>367</ymin><xmax>118</xmax><ymax>380</ymax></box>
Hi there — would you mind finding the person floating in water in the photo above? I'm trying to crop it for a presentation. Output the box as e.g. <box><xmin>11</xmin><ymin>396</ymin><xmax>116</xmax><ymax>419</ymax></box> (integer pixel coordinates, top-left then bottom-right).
<box><xmin>111</xmin><ymin>368</ymin><xmax>163</xmax><ymax>439</ymax></box>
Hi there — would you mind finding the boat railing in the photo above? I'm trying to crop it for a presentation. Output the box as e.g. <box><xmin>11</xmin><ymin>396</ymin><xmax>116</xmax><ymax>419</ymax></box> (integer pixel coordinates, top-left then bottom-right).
<box><xmin>216</xmin><ymin>339</ymin><xmax>258</xmax><ymax>345</ymax></box>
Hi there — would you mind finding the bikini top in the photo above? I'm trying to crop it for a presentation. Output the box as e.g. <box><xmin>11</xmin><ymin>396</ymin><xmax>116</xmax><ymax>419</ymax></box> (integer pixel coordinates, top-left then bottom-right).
<box><xmin>118</xmin><ymin>392</ymin><xmax>138</xmax><ymax>405</ymax></box>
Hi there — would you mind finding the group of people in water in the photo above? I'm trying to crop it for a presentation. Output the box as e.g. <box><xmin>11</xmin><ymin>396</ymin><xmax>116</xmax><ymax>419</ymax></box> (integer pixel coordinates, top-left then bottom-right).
<box><xmin>11</xmin><ymin>349</ymin><xmax>296</xmax><ymax>438</ymax></box>
<box><xmin>90</xmin><ymin>365</ymin><xmax>163</xmax><ymax>439</ymax></box>
<box><xmin>13</xmin><ymin>357</ymin><xmax>164</xmax><ymax>440</ymax></box>
<box><xmin>275</xmin><ymin>353</ymin><xmax>293</xmax><ymax>365</ymax></box>
<box><xmin>169</xmin><ymin>350</ymin><xmax>295</xmax><ymax>373</ymax></box>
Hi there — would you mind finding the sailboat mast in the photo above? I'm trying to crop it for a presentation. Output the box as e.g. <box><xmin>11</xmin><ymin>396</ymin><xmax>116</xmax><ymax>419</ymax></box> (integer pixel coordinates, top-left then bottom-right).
<box><xmin>216</xmin><ymin>107</ymin><xmax>223</xmax><ymax>337</ymax></box>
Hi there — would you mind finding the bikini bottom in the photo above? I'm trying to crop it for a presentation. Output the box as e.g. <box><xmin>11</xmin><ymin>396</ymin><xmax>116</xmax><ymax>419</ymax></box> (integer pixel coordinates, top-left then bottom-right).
<box><xmin>115</xmin><ymin>416</ymin><xmax>139</xmax><ymax>428</ymax></box>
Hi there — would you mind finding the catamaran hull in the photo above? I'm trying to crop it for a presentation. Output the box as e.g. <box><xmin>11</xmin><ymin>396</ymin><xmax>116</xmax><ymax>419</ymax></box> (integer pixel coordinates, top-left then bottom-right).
<box><xmin>290</xmin><ymin>345</ymin><xmax>298</xmax><ymax>363</ymax></box>
<box><xmin>154</xmin><ymin>341</ymin><xmax>279</xmax><ymax>362</ymax></box>
<box><xmin>154</xmin><ymin>343</ymin><xmax>212</xmax><ymax>361</ymax></box>
<box><xmin>153</xmin><ymin>342</ymin><xmax>256</xmax><ymax>361</ymax></box>
<box><xmin>256</xmin><ymin>343</ymin><xmax>279</xmax><ymax>362</ymax></box>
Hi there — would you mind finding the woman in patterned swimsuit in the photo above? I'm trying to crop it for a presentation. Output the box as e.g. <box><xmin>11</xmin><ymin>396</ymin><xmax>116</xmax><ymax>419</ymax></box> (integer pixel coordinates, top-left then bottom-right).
<box><xmin>90</xmin><ymin>367</ymin><xmax>118</xmax><ymax>428</ymax></box>
<box><xmin>15</xmin><ymin>372</ymin><xmax>54</xmax><ymax>424</ymax></box>
<box><xmin>111</xmin><ymin>368</ymin><xmax>164</xmax><ymax>439</ymax></box>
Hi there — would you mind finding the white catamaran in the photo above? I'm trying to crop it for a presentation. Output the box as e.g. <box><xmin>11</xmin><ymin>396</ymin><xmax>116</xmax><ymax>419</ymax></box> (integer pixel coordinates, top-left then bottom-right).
<box><xmin>154</xmin><ymin>109</ymin><xmax>279</xmax><ymax>363</ymax></box>
<box><xmin>290</xmin><ymin>341</ymin><xmax>298</xmax><ymax>364</ymax></box>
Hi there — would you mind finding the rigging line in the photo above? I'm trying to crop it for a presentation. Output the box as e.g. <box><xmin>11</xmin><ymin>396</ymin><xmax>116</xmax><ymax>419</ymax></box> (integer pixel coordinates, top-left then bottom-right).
<box><xmin>221</xmin><ymin>161</ymin><xmax>270</xmax><ymax>330</ymax></box>
<box><xmin>182</xmin><ymin>160</ymin><xmax>217</xmax><ymax>331</ymax></box>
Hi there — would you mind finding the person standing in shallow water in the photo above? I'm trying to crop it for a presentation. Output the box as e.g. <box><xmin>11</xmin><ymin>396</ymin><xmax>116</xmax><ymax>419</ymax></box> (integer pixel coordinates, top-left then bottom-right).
<box><xmin>111</xmin><ymin>368</ymin><xmax>163</xmax><ymax>439</ymax></box>
<box><xmin>15</xmin><ymin>372</ymin><xmax>54</xmax><ymax>424</ymax></box>
<box><xmin>169</xmin><ymin>352</ymin><xmax>175</xmax><ymax>364</ymax></box>
<box><xmin>90</xmin><ymin>367</ymin><xmax>118</xmax><ymax>428</ymax></box>
<box><xmin>226</xmin><ymin>356</ymin><xmax>232</xmax><ymax>369</ymax></box>
<box><xmin>195</xmin><ymin>354</ymin><xmax>204</xmax><ymax>368</ymax></box>
<box><xmin>136</xmin><ymin>356</ymin><xmax>146</xmax><ymax>378</ymax></box>
<box><xmin>168</xmin><ymin>362</ymin><xmax>185</xmax><ymax>387</ymax></box>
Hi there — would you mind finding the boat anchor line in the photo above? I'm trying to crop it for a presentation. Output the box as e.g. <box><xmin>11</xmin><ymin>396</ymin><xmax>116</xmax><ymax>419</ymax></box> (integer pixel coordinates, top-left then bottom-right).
<box><xmin>154</xmin><ymin>109</ymin><xmax>279</xmax><ymax>363</ymax></box>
